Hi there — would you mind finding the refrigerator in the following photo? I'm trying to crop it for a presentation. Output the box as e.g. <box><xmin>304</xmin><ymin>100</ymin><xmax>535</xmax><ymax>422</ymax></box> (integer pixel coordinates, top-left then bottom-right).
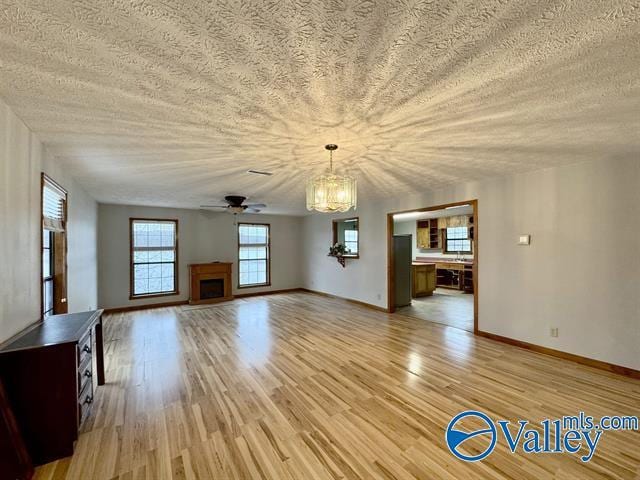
<box><xmin>393</xmin><ymin>234</ymin><xmax>413</xmax><ymax>307</ymax></box>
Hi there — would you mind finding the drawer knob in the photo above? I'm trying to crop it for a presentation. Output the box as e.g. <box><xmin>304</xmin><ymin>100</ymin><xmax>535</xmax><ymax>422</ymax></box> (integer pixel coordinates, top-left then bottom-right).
<box><xmin>84</xmin><ymin>370</ymin><xmax>92</xmax><ymax>378</ymax></box>
<box><xmin>82</xmin><ymin>345</ymin><xmax>91</xmax><ymax>354</ymax></box>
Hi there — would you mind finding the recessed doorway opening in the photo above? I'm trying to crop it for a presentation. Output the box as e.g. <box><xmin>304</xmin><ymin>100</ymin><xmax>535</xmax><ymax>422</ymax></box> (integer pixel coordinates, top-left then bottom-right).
<box><xmin>387</xmin><ymin>200</ymin><xmax>478</xmax><ymax>333</ymax></box>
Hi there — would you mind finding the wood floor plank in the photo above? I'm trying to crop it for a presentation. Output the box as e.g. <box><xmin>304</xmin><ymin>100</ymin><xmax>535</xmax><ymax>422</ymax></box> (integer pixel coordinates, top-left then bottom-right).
<box><xmin>34</xmin><ymin>293</ymin><xmax>639</xmax><ymax>479</ymax></box>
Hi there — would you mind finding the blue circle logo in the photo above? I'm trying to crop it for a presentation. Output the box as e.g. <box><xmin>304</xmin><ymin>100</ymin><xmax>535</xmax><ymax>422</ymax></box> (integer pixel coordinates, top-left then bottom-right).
<box><xmin>445</xmin><ymin>410</ymin><xmax>497</xmax><ymax>462</ymax></box>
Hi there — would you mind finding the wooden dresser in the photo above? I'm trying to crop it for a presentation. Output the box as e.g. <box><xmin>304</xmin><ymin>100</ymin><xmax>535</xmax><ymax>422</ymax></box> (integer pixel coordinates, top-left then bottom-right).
<box><xmin>0</xmin><ymin>310</ymin><xmax>105</xmax><ymax>467</ymax></box>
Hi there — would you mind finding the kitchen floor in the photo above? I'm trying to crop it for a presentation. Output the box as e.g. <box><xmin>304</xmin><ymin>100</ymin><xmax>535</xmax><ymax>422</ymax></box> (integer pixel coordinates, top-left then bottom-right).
<box><xmin>397</xmin><ymin>288</ymin><xmax>474</xmax><ymax>331</ymax></box>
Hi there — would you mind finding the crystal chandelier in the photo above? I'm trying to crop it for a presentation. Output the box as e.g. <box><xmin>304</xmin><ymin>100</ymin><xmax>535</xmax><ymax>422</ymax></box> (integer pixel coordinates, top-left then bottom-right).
<box><xmin>306</xmin><ymin>144</ymin><xmax>357</xmax><ymax>213</ymax></box>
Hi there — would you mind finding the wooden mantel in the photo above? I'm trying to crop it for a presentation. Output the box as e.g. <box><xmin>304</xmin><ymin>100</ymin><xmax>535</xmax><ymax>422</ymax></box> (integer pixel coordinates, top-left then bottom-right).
<box><xmin>188</xmin><ymin>263</ymin><xmax>234</xmax><ymax>305</ymax></box>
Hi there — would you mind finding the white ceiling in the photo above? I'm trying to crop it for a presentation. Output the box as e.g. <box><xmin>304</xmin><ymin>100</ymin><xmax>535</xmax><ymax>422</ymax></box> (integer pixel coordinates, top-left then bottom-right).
<box><xmin>1</xmin><ymin>1</ymin><xmax>638</xmax><ymax>215</ymax></box>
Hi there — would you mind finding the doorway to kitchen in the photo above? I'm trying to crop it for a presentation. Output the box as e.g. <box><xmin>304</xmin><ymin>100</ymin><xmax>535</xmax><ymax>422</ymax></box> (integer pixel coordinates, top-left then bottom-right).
<box><xmin>387</xmin><ymin>200</ymin><xmax>478</xmax><ymax>333</ymax></box>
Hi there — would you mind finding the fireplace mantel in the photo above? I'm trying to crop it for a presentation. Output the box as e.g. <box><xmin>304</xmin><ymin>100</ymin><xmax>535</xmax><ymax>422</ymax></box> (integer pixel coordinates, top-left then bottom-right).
<box><xmin>188</xmin><ymin>262</ymin><xmax>233</xmax><ymax>305</ymax></box>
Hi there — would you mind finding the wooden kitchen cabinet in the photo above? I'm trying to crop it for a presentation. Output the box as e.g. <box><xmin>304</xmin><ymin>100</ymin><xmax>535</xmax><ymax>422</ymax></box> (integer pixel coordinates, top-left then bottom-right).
<box><xmin>412</xmin><ymin>263</ymin><xmax>436</xmax><ymax>297</ymax></box>
<box><xmin>416</xmin><ymin>220</ymin><xmax>440</xmax><ymax>249</ymax></box>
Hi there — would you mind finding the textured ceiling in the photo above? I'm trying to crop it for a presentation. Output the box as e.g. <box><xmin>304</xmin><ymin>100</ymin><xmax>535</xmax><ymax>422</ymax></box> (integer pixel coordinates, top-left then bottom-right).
<box><xmin>1</xmin><ymin>1</ymin><xmax>639</xmax><ymax>214</ymax></box>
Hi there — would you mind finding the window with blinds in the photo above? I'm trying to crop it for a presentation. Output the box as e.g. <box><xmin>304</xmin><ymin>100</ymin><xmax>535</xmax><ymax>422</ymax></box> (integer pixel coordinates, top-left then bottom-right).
<box><xmin>238</xmin><ymin>223</ymin><xmax>270</xmax><ymax>287</ymax></box>
<box><xmin>130</xmin><ymin>219</ymin><xmax>178</xmax><ymax>297</ymax></box>
<box><xmin>42</xmin><ymin>176</ymin><xmax>67</xmax><ymax>232</ymax></box>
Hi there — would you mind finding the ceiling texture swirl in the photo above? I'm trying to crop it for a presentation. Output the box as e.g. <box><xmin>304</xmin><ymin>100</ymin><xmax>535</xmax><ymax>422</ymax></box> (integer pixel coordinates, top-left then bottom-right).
<box><xmin>0</xmin><ymin>0</ymin><xmax>638</xmax><ymax>214</ymax></box>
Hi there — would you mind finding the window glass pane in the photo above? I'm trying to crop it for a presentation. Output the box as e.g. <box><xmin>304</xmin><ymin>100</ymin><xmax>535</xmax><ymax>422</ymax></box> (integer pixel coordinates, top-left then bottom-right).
<box><xmin>148</xmin><ymin>264</ymin><xmax>162</xmax><ymax>278</ymax></box>
<box><xmin>149</xmin><ymin>277</ymin><xmax>162</xmax><ymax>292</ymax></box>
<box><xmin>134</xmin><ymin>278</ymin><xmax>149</xmax><ymax>295</ymax></box>
<box><xmin>161</xmin><ymin>277</ymin><xmax>174</xmax><ymax>292</ymax></box>
<box><xmin>133</xmin><ymin>251</ymin><xmax>148</xmax><ymax>263</ymax></box>
<box><xmin>44</xmin><ymin>279</ymin><xmax>53</xmax><ymax>313</ymax></box>
<box><xmin>43</xmin><ymin>249</ymin><xmax>51</xmax><ymax>278</ymax></box>
<box><xmin>148</xmin><ymin>250</ymin><xmax>162</xmax><ymax>262</ymax></box>
<box><xmin>135</xmin><ymin>233</ymin><xmax>148</xmax><ymax>247</ymax></box>
<box><xmin>161</xmin><ymin>250</ymin><xmax>175</xmax><ymax>262</ymax></box>
<box><xmin>161</xmin><ymin>263</ymin><xmax>174</xmax><ymax>278</ymax></box>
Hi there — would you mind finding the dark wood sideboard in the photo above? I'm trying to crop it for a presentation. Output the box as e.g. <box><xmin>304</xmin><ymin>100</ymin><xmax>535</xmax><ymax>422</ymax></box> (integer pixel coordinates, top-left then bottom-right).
<box><xmin>0</xmin><ymin>310</ymin><xmax>105</xmax><ymax>473</ymax></box>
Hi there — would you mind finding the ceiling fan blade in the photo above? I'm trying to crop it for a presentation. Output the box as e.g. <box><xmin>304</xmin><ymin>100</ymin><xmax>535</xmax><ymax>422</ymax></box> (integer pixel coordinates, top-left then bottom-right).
<box><xmin>246</xmin><ymin>208</ymin><xmax>262</xmax><ymax>213</ymax></box>
<box><xmin>199</xmin><ymin>205</ymin><xmax>228</xmax><ymax>208</ymax></box>
<box><xmin>245</xmin><ymin>203</ymin><xmax>266</xmax><ymax>208</ymax></box>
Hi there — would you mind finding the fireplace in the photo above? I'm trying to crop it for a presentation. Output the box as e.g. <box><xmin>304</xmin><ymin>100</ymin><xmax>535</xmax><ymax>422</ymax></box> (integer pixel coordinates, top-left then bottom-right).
<box><xmin>200</xmin><ymin>278</ymin><xmax>224</xmax><ymax>299</ymax></box>
<box><xmin>188</xmin><ymin>262</ymin><xmax>233</xmax><ymax>305</ymax></box>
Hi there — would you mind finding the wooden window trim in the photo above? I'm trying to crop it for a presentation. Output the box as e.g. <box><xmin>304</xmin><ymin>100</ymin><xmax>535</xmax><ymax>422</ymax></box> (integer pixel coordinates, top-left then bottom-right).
<box><xmin>237</xmin><ymin>222</ymin><xmax>271</xmax><ymax>289</ymax></box>
<box><xmin>129</xmin><ymin>218</ymin><xmax>179</xmax><ymax>300</ymax></box>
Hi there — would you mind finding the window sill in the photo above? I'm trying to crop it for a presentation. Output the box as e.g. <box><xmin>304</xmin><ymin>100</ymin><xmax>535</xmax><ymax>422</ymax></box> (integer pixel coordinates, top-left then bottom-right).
<box><xmin>129</xmin><ymin>291</ymin><xmax>179</xmax><ymax>300</ymax></box>
<box><xmin>237</xmin><ymin>283</ymin><xmax>271</xmax><ymax>290</ymax></box>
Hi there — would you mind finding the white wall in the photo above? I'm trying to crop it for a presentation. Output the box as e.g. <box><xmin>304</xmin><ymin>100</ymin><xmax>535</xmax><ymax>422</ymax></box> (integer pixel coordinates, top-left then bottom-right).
<box><xmin>0</xmin><ymin>98</ymin><xmax>98</xmax><ymax>343</ymax></box>
<box><xmin>98</xmin><ymin>204</ymin><xmax>303</xmax><ymax>309</ymax></box>
<box><xmin>302</xmin><ymin>157</ymin><xmax>640</xmax><ymax>370</ymax></box>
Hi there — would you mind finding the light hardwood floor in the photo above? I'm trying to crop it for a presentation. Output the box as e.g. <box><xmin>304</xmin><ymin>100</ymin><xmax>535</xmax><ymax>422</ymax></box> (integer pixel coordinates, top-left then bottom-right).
<box><xmin>36</xmin><ymin>292</ymin><xmax>639</xmax><ymax>479</ymax></box>
<box><xmin>396</xmin><ymin>288</ymin><xmax>474</xmax><ymax>332</ymax></box>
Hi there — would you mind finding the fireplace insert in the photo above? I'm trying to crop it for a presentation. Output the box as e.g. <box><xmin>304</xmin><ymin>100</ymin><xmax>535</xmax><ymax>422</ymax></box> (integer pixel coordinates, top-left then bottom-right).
<box><xmin>199</xmin><ymin>278</ymin><xmax>224</xmax><ymax>299</ymax></box>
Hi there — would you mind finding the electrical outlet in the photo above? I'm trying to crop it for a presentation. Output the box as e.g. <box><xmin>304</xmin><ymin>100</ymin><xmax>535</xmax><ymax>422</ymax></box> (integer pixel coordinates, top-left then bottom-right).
<box><xmin>550</xmin><ymin>327</ymin><xmax>559</xmax><ymax>338</ymax></box>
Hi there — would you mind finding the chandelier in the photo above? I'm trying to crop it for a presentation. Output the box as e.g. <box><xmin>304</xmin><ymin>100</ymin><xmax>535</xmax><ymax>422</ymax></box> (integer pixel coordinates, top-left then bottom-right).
<box><xmin>306</xmin><ymin>144</ymin><xmax>357</xmax><ymax>213</ymax></box>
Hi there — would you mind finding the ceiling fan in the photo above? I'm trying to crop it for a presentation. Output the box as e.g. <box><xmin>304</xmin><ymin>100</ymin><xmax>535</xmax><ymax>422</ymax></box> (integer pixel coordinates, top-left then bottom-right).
<box><xmin>200</xmin><ymin>195</ymin><xmax>266</xmax><ymax>214</ymax></box>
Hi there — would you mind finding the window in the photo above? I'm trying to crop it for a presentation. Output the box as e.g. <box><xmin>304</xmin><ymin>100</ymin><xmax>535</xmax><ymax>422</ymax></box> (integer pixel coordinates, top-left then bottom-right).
<box><xmin>130</xmin><ymin>219</ymin><xmax>178</xmax><ymax>298</ymax></box>
<box><xmin>344</xmin><ymin>229</ymin><xmax>358</xmax><ymax>254</ymax></box>
<box><xmin>41</xmin><ymin>173</ymin><xmax>67</xmax><ymax>319</ymax></box>
<box><xmin>238</xmin><ymin>223</ymin><xmax>270</xmax><ymax>287</ymax></box>
<box><xmin>42</xmin><ymin>229</ymin><xmax>54</xmax><ymax>317</ymax></box>
<box><xmin>445</xmin><ymin>226</ymin><xmax>472</xmax><ymax>253</ymax></box>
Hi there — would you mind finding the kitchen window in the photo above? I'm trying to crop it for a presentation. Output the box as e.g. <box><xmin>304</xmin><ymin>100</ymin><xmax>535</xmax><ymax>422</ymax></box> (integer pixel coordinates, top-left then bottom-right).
<box><xmin>445</xmin><ymin>226</ymin><xmax>472</xmax><ymax>253</ymax></box>
<box><xmin>238</xmin><ymin>223</ymin><xmax>270</xmax><ymax>287</ymax></box>
<box><xmin>130</xmin><ymin>219</ymin><xmax>178</xmax><ymax>298</ymax></box>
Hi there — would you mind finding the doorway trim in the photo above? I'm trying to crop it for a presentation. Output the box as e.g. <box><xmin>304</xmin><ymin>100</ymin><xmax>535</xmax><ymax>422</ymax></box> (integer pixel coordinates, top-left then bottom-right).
<box><xmin>386</xmin><ymin>199</ymin><xmax>479</xmax><ymax>334</ymax></box>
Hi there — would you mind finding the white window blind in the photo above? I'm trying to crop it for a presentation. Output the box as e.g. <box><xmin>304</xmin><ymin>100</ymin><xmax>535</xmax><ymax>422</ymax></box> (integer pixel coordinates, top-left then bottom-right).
<box><xmin>42</xmin><ymin>178</ymin><xmax>67</xmax><ymax>232</ymax></box>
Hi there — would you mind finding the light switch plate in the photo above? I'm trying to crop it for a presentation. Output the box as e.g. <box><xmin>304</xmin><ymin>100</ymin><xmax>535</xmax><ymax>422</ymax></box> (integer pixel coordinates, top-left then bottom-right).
<box><xmin>518</xmin><ymin>235</ymin><xmax>531</xmax><ymax>245</ymax></box>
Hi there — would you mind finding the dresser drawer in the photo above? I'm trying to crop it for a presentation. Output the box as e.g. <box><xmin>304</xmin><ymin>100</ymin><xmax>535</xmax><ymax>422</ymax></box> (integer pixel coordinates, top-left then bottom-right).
<box><xmin>77</xmin><ymin>355</ymin><xmax>93</xmax><ymax>396</ymax></box>
<box><xmin>77</xmin><ymin>378</ymin><xmax>94</xmax><ymax>426</ymax></box>
<box><xmin>77</xmin><ymin>331</ymin><xmax>92</xmax><ymax>365</ymax></box>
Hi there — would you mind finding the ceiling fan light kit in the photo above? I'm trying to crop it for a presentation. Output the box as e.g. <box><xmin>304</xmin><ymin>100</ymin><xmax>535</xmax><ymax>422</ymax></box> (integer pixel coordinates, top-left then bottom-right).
<box><xmin>306</xmin><ymin>144</ymin><xmax>357</xmax><ymax>213</ymax></box>
<box><xmin>200</xmin><ymin>195</ymin><xmax>266</xmax><ymax>214</ymax></box>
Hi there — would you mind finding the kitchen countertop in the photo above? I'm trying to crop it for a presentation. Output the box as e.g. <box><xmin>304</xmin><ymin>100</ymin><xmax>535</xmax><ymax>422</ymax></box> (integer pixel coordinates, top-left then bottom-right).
<box><xmin>412</xmin><ymin>262</ymin><xmax>435</xmax><ymax>266</ymax></box>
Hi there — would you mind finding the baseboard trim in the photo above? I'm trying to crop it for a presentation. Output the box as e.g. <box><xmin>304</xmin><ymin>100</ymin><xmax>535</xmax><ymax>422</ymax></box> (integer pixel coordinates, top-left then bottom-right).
<box><xmin>477</xmin><ymin>330</ymin><xmax>640</xmax><ymax>380</ymax></box>
<box><xmin>300</xmin><ymin>288</ymin><xmax>389</xmax><ymax>313</ymax></box>
<box><xmin>235</xmin><ymin>288</ymin><xmax>304</xmax><ymax>299</ymax></box>
<box><xmin>103</xmin><ymin>289</ymin><xmax>304</xmax><ymax>314</ymax></box>
<box><xmin>103</xmin><ymin>300</ymin><xmax>189</xmax><ymax>314</ymax></box>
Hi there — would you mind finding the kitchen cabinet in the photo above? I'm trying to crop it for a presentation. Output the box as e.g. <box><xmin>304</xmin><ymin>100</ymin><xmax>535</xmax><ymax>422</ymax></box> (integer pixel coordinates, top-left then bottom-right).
<box><xmin>435</xmin><ymin>262</ymin><xmax>474</xmax><ymax>293</ymax></box>
<box><xmin>412</xmin><ymin>263</ymin><xmax>436</xmax><ymax>297</ymax></box>
<box><xmin>416</xmin><ymin>219</ymin><xmax>440</xmax><ymax>249</ymax></box>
